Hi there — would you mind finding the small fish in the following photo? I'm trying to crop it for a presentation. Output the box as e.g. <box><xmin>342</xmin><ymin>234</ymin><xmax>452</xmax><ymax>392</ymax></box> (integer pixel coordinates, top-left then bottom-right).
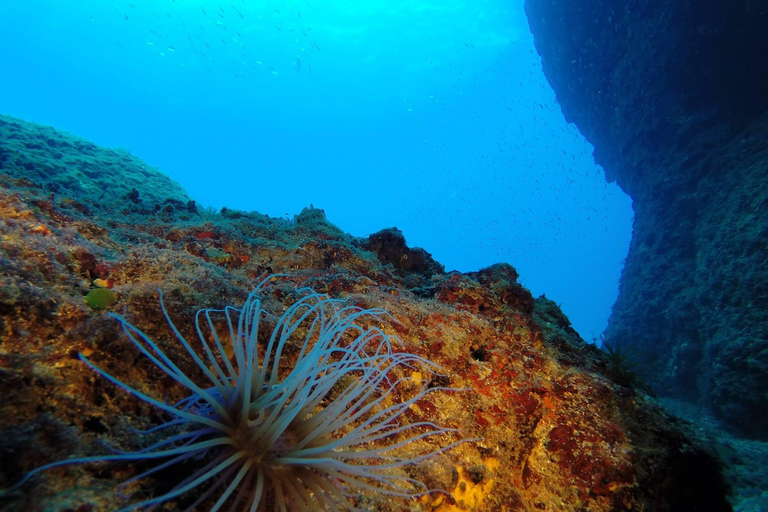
<box><xmin>200</xmin><ymin>5</ymin><xmax>206</xmax><ymax>15</ymax></box>
<box><xmin>149</xmin><ymin>29</ymin><xmax>162</xmax><ymax>37</ymax></box>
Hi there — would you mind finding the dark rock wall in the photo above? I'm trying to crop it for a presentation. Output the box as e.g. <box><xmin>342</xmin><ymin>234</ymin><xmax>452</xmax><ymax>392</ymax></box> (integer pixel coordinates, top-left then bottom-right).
<box><xmin>524</xmin><ymin>0</ymin><xmax>768</xmax><ymax>438</ymax></box>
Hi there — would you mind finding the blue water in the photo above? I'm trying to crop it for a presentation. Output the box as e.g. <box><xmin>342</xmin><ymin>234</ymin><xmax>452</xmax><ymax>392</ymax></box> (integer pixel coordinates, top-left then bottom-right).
<box><xmin>0</xmin><ymin>0</ymin><xmax>633</xmax><ymax>341</ymax></box>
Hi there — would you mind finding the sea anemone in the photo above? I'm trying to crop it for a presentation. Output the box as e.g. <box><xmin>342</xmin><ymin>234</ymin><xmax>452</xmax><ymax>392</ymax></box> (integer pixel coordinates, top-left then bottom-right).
<box><xmin>13</xmin><ymin>277</ymin><xmax>465</xmax><ymax>510</ymax></box>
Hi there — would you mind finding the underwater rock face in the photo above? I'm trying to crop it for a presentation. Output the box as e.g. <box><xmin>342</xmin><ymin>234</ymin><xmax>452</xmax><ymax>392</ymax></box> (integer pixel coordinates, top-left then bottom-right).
<box><xmin>524</xmin><ymin>0</ymin><xmax>768</xmax><ymax>439</ymax></box>
<box><xmin>0</xmin><ymin>116</ymin><xmax>731</xmax><ymax>510</ymax></box>
<box><xmin>0</xmin><ymin>115</ymin><xmax>196</xmax><ymax>220</ymax></box>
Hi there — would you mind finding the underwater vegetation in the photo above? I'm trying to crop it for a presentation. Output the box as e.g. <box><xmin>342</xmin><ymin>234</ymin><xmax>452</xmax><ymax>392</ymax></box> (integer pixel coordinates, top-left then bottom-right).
<box><xmin>84</xmin><ymin>287</ymin><xmax>118</xmax><ymax>310</ymax></box>
<box><xmin>9</xmin><ymin>277</ymin><xmax>465</xmax><ymax>511</ymax></box>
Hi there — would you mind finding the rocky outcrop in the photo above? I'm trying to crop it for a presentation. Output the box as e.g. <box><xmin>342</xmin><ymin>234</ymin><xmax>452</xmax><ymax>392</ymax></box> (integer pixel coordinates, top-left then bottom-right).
<box><xmin>524</xmin><ymin>0</ymin><xmax>768</xmax><ymax>439</ymax></box>
<box><xmin>0</xmin><ymin>115</ymin><xmax>730</xmax><ymax>510</ymax></box>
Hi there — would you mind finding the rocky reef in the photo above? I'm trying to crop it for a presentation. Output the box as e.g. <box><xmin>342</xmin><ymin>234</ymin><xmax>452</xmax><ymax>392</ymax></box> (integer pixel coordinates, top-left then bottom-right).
<box><xmin>524</xmin><ymin>0</ymin><xmax>768</xmax><ymax>508</ymax></box>
<box><xmin>524</xmin><ymin>0</ymin><xmax>768</xmax><ymax>440</ymax></box>
<box><xmin>0</xmin><ymin>114</ymin><xmax>731</xmax><ymax>511</ymax></box>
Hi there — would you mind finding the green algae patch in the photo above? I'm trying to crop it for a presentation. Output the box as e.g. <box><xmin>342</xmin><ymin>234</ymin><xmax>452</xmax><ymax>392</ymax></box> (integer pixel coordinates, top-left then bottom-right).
<box><xmin>85</xmin><ymin>288</ymin><xmax>118</xmax><ymax>310</ymax></box>
<box><xmin>206</xmin><ymin>247</ymin><xmax>234</xmax><ymax>263</ymax></box>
